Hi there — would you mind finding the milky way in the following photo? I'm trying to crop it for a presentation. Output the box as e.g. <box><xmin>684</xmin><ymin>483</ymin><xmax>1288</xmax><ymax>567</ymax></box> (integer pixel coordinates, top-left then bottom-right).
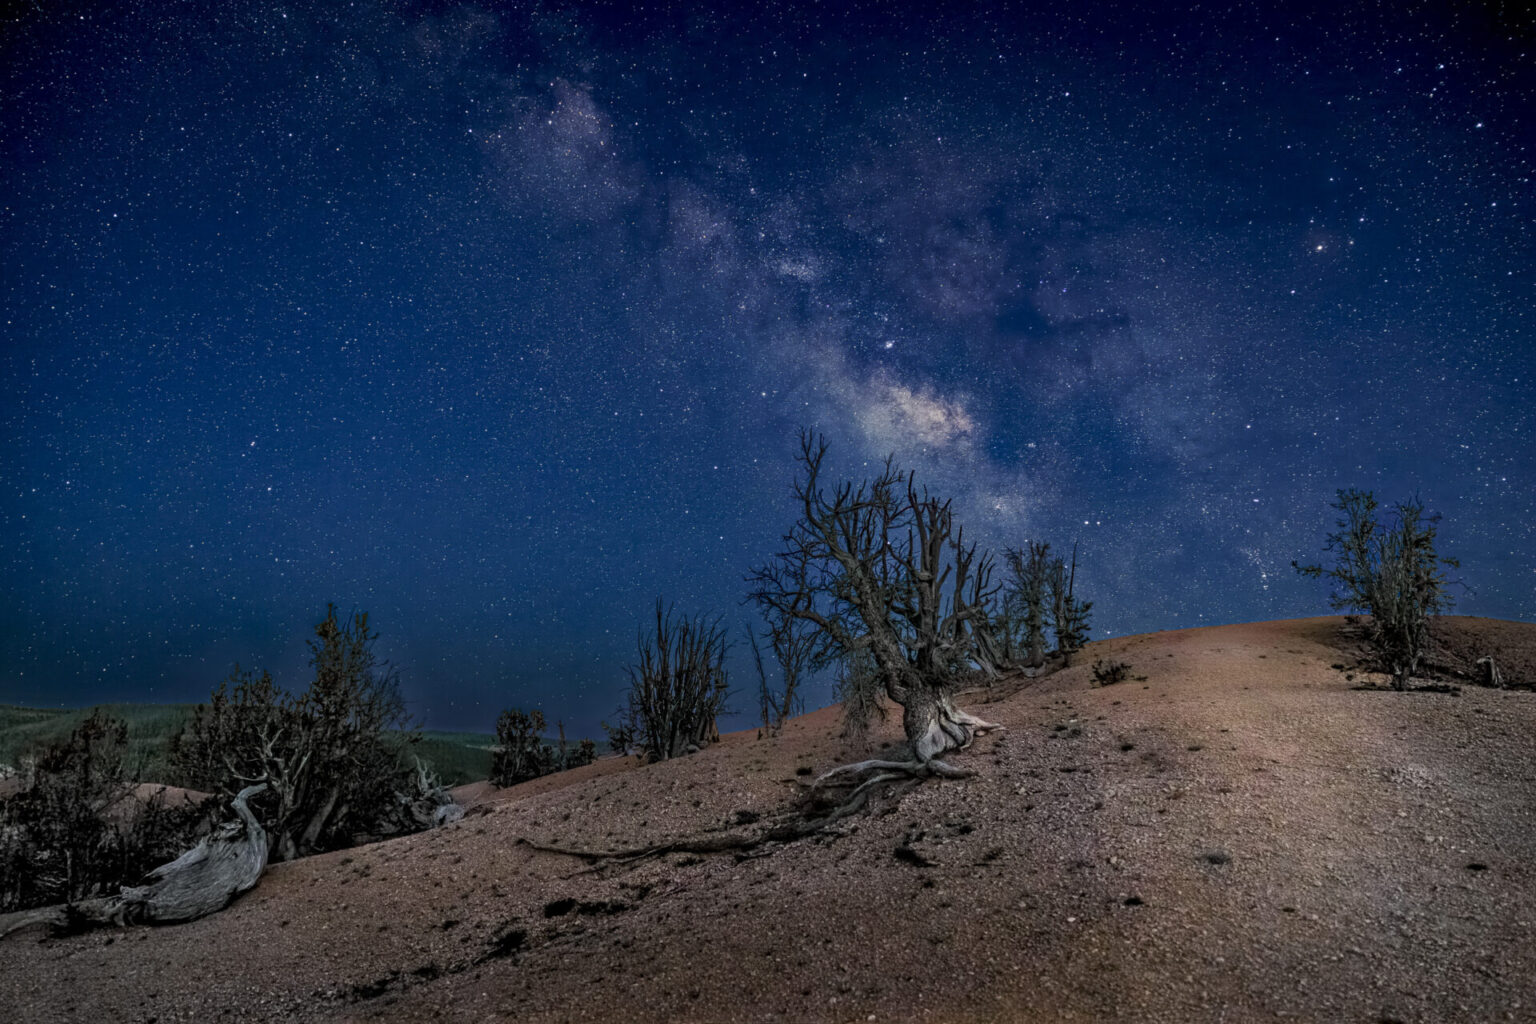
<box><xmin>2</xmin><ymin>1</ymin><xmax>1531</xmax><ymax>732</ymax></box>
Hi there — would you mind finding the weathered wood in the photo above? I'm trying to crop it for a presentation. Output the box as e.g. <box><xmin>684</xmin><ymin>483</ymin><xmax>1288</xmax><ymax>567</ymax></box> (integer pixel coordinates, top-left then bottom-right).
<box><xmin>0</xmin><ymin>783</ymin><xmax>269</xmax><ymax>939</ymax></box>
<box><xmin>1476</xmin><ymin>655</ymin><xmax>1504</xmax><ymax>689</ymax></box>
<box><xmin>406</xmin><ymin>759</ymin><xmax>463</xmax><ymax>829</ymax></box>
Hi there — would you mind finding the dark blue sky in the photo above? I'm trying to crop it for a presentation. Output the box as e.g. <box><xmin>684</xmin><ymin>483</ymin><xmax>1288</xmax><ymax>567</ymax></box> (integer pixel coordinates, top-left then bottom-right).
<box><xmin>3</xmin><ymin>1</ymin><xmax>1531</xmax><ymax>734</ymax></box>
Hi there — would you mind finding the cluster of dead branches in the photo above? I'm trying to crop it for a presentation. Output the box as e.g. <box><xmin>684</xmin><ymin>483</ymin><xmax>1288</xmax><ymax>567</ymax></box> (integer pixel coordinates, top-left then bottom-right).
<box><xmin>618</xmin><ymin>601</ymin><xmax>729</xmax><ymax>762</ymax></box>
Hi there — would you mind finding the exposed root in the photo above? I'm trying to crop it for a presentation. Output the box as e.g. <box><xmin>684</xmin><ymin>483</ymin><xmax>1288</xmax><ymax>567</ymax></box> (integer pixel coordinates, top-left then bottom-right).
<box><xmin>514</xmin><ymin>767</ymin><xmax>920</xmax><ymax>870</ymax></box>
<box><xmin>815</xmin><ymin>697</ymin><xmax>1003</xmax><ymax>794</ymax></box>
<box><xmin>846</xmin><ymin>771</ymin><xmax>908</xmax><ymax>803</ymax></box>
<box><xmin>517</xmin><ymin>699</ymin><xmax>1005</xmax><ymax>873</ymax></box>
<box><xmin>815</xmin><ymin>758</ymin><xmax>925</xmax><ymax>785</ymax></box>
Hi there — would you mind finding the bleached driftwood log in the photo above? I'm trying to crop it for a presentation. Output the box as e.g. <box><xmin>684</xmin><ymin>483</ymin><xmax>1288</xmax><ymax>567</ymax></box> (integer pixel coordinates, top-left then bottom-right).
<box><xmin>0</xmin><ymin>783</ymin><xmax>269</xmax><ymax>939</ymax></box>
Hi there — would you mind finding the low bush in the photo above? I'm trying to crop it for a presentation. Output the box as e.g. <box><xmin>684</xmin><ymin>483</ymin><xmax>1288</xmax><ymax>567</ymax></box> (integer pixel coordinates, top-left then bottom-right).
<box><xmin>1092</xmin><ymin>659</ymin><xmax>1134</xmax><ymax>686</ymax></box>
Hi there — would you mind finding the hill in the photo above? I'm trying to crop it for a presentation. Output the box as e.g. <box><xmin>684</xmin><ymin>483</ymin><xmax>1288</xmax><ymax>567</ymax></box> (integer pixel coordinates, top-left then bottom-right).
<box><xmin>1</xmin><ymin>616</ymin><xmax>1533</xmax><ymax>1023</ymax></box>
<box><xmin>0</xmin><ymin>704</ymin><xmax>497</xmax><ymax>788</ymax></box>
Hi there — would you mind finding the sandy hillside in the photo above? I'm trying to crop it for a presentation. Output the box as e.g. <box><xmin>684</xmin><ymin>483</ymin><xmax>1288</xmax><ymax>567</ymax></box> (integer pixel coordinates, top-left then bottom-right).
<box><xmin>2</xmin><ymin>616</ymin><xmax>1533</xmax><ymax>1024</ymax></box>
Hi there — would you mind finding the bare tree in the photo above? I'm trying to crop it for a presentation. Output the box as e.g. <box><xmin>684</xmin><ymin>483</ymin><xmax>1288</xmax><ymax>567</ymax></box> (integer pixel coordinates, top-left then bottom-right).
<box><xmin>746</xmin><ymin>613</ymin><xmax>816</xmax><ymax>736</ymax></box>
<box><xmin>746</xmin><ymin>430</ymin><xmax>1003</xmax><ymax>794</ymax></box>
<box><xmin>623</xmin><ymin>601</ymin><xmax>730</xmax><ymax>762</ymax></box>
<box><xmin>1296</xmin><ymin>490</ymin><xmax>1459</xmax><ymax>690</ymax></box>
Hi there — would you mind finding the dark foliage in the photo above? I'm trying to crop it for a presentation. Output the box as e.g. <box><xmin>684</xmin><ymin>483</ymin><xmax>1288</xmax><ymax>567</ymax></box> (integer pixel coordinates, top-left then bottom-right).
<box><xmin>601</xmin><ymin>714</ymin><xmax>636</xmax><ymax>757</ymax></box>
<box><xmin>1003</xmin><ymin>540</ymin><xmax>1092</xmax><ymax>668</ymax></box>
<box><xmin>491</xmin><ymin>708</ymin><xmax>552</xmax><ymax>786</ymax></box>
<box><xmin>170</xmin><ymin>605</ymin><xmax>419</xmax><ymax>861</ymax></box>
<box><xmin>1003</xmin><ymin>541</ymin><xmax>1053</xmax><ymax>669</ymax></box>
<box><xmin>1046</xmin><ymin>543</ymin><xmax>1092</xmax><ymax>665</ymax></box>
<box><xmin>491</xmin><ymin>711</ymin><xmax>597</xmax><ymax>787</ymax></box>
<box><xmin>1295</xmin><ymin>489</ymin><xmax>1460</xmax><ymax>690</ymax></box>
<box><xmin>1091</xmin><ymin>659</ymin><xmax>1134</xmax><ymax>686</ymax></box>
<box><xmin>0</xmin><ymin>711</ymin><xmax>213</xmax><ymax>913</ymax></box>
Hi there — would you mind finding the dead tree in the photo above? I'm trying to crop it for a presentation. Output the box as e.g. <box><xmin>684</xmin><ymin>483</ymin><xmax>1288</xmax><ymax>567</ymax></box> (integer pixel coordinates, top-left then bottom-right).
<box><xmin>1475</xmin><ymin>655</ymin><xmax>1503</xmax><ymax>689</ymax></box>
<box><xmin>624</xmin><ymin>601</ymin><xmax>730</xmax><ymax>762</ymax></box>
<box><xmin>0</xmin><ymin>783</ymin><xmax>269</xmax><ymax>939</ymax></box>
<box><xmin>402</xmin><ymin>760</ymin><xmax>464</xmax><ymax>829</ymax></box>
<box><xmin>746</xmin><ymin>430</ymin><xmax>1003</xmax><ymax>797</ymax></box>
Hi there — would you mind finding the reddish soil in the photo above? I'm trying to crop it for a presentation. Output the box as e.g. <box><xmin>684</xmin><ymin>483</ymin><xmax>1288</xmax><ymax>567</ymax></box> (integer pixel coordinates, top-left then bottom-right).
<box><xmin>2</xmin><ymin>616</ymin><xmax>1533</xmax><ymax>1023</ymax></box>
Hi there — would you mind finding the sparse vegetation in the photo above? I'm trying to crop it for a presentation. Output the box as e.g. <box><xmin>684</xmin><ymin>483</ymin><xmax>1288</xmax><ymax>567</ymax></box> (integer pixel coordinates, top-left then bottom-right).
<box><xmin>1092</xmin><ymin>659</ymin><xmax>1134</xmax><ymax>686</ymax></box>
<box><xmin>1294</xmin><ymin>489</ymin><xmax>1460</xmax><ymax>690</ymax></box>
<box><xmin>0</xmin><ymin>711</ymin><xmax>213</xmax><ymax>913</ymax></box>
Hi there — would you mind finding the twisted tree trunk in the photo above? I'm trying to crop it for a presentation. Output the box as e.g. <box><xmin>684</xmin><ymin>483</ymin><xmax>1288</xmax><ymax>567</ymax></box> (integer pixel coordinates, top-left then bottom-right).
<box><xmin>0</xmin><ymin>784</ymin><xmax>269</xmax><ymax>940</ymax></box>
<box><xmin>816</xmin><ymin>652</ymin><xmax>1002</xmax><ymax>798</ymax></box>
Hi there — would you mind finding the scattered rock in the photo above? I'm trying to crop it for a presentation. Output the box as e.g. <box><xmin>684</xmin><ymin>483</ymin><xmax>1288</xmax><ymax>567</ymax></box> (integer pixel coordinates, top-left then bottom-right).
<box><xmin>893</xmin><ymin>846</ymin><xmax>934</xmax><ymax>868</ymax></box>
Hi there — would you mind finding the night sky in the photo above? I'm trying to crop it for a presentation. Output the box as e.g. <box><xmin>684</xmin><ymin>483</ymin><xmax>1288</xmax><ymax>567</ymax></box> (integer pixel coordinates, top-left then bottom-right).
<box><xmin>3</xmin><ymin>1</ymin><xmax>1532</xmax><ymax>735</ymax></box>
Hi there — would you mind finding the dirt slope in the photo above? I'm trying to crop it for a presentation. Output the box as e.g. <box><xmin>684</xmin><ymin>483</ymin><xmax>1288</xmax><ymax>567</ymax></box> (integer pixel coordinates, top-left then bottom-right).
<box><xmin>2</xmin><ymin>616</ymin><xmax>1533</xmax><ymax>1024</ymax></box>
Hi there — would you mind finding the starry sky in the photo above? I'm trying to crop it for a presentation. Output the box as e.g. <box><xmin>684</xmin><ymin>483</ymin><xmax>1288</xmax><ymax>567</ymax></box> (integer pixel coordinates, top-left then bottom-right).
<box><xmin>2</xmin><ymin>0</ymin><xmax>1532</xmax><ymax>735</ymax></box>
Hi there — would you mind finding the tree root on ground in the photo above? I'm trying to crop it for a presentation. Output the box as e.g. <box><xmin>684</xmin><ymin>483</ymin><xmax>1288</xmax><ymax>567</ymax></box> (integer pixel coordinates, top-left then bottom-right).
<box><xmin>515</xmin><ymin>705</ymin><xmax>1006</xmax><ymax>871</ymax></box>
<box><xmin>513</xmin><ymin>785</ymin><xmax>881</xmax><ymax>870</ymax></box>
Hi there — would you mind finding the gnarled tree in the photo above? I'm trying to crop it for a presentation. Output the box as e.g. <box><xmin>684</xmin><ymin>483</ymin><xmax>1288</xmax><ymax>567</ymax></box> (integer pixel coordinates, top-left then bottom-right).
<box><xmin>171</xmin><ymin>605</ymin><xmax>423</xmax><ymax>861</ymax></box>
<box><xmin>746</xmin><ymin>430</ymin><xmax>1003</xmax><ymax>794</ymax></box>
<box><xmin>0</xmin><ymin>783</ymin><xmax>268</xmax><ymax>939</ymax></box>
